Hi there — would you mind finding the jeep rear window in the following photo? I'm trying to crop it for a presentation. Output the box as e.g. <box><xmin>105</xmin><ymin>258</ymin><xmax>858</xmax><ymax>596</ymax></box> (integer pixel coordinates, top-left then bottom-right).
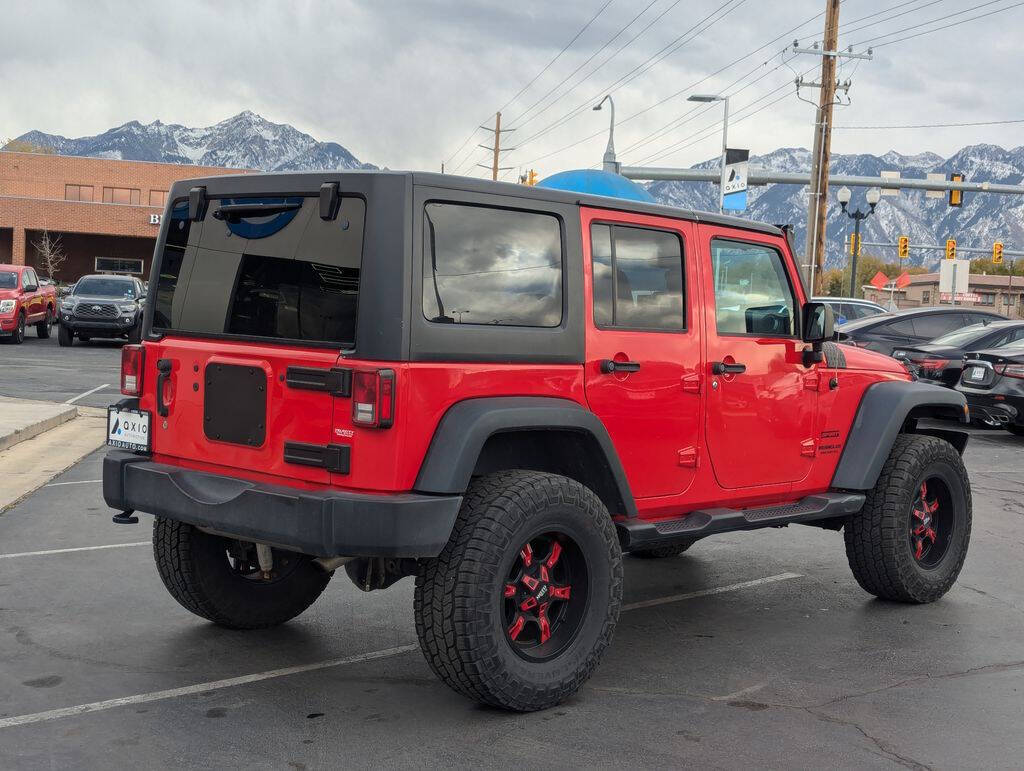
<box><xmin>422</xmin><ymin>202</ymin><xmax>563</xmax><ymax>327</ymax></box>
<box><xmin>151</xmin><ymin>195</ymin><xmax>365</xmax><ymax>347</ymax></box>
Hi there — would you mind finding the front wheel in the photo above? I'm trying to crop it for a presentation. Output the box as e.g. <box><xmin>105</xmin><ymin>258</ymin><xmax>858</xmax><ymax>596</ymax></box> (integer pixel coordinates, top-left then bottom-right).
<box><xmin>11</xmin><ymin>313</ymin><xmax>25</xmax><ymax>344</ymax></box>
<box><xmin>152</xmin><ymin>518</ymin><xmax>331</xmax><ymax>629</ymax></box>
<box><xmin>57</xmin><ymin>324</ymin><xmax>74</xmax><ymax>347</ymax></box>
<box><xmin>844</xmin><ymin>434</ymin><xmax>971</xmax><ymax>603</ymax></box>
<box><xmin>415</xmin><ymin>471</ymin><xmax>623</xmax><ymax>711</ymax></box>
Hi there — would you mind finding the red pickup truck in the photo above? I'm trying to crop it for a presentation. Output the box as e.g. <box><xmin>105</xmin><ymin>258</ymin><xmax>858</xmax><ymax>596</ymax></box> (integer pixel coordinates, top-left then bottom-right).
<box><xmin>0</xmin><ymin>265</ymin><xmax>57</xmax><ymax>343</ymax></box>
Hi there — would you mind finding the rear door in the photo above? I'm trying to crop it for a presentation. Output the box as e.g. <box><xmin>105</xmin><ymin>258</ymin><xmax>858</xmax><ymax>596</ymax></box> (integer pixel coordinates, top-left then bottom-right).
<box><xmin>144</xmin><ymin>193</ymin><xmax>365</xmax><ymax>486</ymax></box>
<box><xmin>698</xmin><ymin>227</ymin><xmax>816</xmax><ymax>489</ymax></box>
<box><xmin>582</xmin><ymin>209</ymin><xmax>702</xmax><ymax>498</ymax></box>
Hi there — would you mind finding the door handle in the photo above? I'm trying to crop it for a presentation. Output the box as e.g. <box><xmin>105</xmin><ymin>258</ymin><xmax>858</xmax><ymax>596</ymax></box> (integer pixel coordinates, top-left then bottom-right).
<box><xmin>711</xmin><ymin>361</ymin><xmax>746</xmax><ymax>375</ymax></box>
<box><xmin>156</xmin><ymin>358</ymin><xmax>172</xmax><ymax>417</ymax></box>
<box><xmin>600</xmin><ymin>359</ymin><xmax>641</xmax><ymax>374</ymax></box>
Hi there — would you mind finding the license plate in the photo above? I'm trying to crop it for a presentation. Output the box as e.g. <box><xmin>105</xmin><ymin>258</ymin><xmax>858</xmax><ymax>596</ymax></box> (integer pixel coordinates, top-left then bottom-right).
<box><xmin>107</xmin><ymin>407</ymin><xmax>151</xmax><ymax>451</ymax></box>
<box><xmin>967</xmin><ymin>366</ymin><xmax>986</xmax><ymax>382</ymax></box>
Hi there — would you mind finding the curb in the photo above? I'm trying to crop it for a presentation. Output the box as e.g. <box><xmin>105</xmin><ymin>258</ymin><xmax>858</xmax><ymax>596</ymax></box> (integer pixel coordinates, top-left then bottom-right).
<box><xmin>0</xmin><ymin>402</ymin><xmax>79</xmax><ymax>454</ymax></box>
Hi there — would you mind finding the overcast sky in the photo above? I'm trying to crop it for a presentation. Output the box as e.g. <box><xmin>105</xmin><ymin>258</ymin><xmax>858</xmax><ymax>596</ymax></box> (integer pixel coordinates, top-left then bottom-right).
<box><xmin>3</xmin><ymin>0</ymin><xmax>1023</xmax><ymax>177</ymax></box>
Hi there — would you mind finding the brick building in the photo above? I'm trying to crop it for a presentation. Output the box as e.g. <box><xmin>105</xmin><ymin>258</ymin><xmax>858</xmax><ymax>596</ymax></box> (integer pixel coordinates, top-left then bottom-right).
<box><xmin>862</xmin><ymin>272</ymin><xmax>1024</xmax><ymax>318</ymax></box>
<box><xmin>0</xmin><ymin>151</ymin><xmax>251</xmax><ymax>282</ymax></box>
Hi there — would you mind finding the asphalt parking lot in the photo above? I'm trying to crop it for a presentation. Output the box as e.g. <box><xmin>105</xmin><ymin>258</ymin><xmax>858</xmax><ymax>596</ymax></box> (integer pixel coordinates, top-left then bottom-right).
<box><xmin>0</xmin><ymin>334</ymin><xmax>123</xmax><ymax>408</ymax></box>
<box><xmin>2</xmin><ymin>412</ymin><xmax>1023</xmax><ymax>767</ymax></box>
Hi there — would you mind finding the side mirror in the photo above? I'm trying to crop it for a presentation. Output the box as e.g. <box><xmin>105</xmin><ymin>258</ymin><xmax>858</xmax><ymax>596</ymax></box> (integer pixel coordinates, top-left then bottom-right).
<box><xmin>801</xmin><ymin>301</ymin><xmax>835</xmax><ymax>344</ymax></box>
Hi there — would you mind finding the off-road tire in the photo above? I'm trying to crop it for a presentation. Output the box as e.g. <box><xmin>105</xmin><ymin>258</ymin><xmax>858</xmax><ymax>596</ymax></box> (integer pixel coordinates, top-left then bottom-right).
<box><xmin>1006</xmin><ymin>425</ymin><xmax>1024</xmax><ymax>437</ymax></box>
<box><xmin>36</xmin><ymin>308</ymin><xmax>53</xmax><ymax>338</ymax></box>
<box><xmin>844</xmin><ymin>434</ymin><xmax>971</xmax><ymax>603</ymax></box>
<box><xmin>57</xmin><ymin>324</ymin><xmax>73</xmax><ymax>347</ymax></box>
<box><xmin>152</xmin><ymin>517</ymin><xmax>331</xmax><ymax>629</ymax></box>
<box><xmin>414</xmin><ymin>471</ymin><xmax>623</xmax><ymax>711</ymax></box>
<box><xmin>631</xmin><ymin>542</ymin><xmax>692</xmax><ymax>559</ymax></box>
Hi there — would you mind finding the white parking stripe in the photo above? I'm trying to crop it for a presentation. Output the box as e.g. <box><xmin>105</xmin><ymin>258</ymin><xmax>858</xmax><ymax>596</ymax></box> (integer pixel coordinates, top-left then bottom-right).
<box><xmin>622</xmin><ymin>572</ymin><xmax>802</xmax><ymax>611</ymax></box>
<box><xmin>64</xmin><ymin>384</ymin><xmax>111</xmax><ymax>404</ymax></box>
<box><xmin>0</xmin><ymin>542</ymin><xmax>150</xmax><ymax>560</ymax></box>
<box><xmin>45</xmin><ymin>479</ymin><xmax>103</xmax><ymax>487</ymax></box>
<box><xmin>0</xmin><ymin>571</ymin><xmax>804</xmax><ymax>729</ymax></box>
<box><xmin>0</xmin><ymin>645</ymin><xmax>420</xmax><ymax>729</ymax></box>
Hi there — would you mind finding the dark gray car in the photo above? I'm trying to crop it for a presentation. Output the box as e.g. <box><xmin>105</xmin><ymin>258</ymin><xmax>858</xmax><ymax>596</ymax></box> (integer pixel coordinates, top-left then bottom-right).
<box><xmin>836</xmin><ymin>306</ymin><xmax>1006</xmax><ymax>356</ymax></box>
<box><xmin>57</xmin><ymin>274</ymin><xmax>145</xmax><ymax>346</ymax></box>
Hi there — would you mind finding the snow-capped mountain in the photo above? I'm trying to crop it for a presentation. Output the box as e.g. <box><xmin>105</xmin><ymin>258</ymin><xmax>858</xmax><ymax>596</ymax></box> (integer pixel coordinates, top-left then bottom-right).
<box><xmin>8</xmin><ymin>111</ymin><xmax>372</xmax><ymax>172</ymax></box>
<box><xmin>647</xmin><ymin>144</ymin><xmax>1024</xmax><ymax>270</ymax></box>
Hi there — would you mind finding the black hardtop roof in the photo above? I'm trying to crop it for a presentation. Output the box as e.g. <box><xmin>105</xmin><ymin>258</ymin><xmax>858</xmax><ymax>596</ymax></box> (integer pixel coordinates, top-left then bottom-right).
<box><xmin>166</xmin><ymin>169</ymin><xmax>783</xmax><ymax>237</ymax></box>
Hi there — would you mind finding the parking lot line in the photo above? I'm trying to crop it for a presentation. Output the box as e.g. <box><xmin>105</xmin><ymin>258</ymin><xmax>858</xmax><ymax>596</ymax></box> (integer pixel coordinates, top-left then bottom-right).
<box><xmin>64</xmin><ymin>384</ymin><xmax>111</xmax><ymax>404</ymax></box>
<box><xmin>45</xmin><ymin>479</ymin><xmax>103</xmax><ymax>487</ymax></box>
<box><xmin>0</xmin><ymin>645</ymin><xmax>420</xmax><ymax>730</ymax></box>
<box><xmin>0</xmin><ymin>542</ymin><xmax>150</xmax><ymax>560</ymax></box>
<box><xmin>621</xmin><ymin>572</ymin><xmax>802</xmax><ymax>611</ymax></box>
<box><xmin>0</xmin><ymin>571</ymin><xmax>804</xmax><ymax>729</ymax></box>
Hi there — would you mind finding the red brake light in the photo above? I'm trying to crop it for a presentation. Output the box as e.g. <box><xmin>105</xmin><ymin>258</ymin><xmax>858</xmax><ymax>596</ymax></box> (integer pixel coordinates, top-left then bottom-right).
<box><xmin>352</xmin><ymin>369</ymin><xmax>395</xmax><ymax>428</ymax></box>
<box><xmin>918</xmin><ymin>358</ymin><xmax>952</xmax><ymax>372</ymax></box>
<box><xmin>121</xmin><ymin>344</ymin><xmax>144</xmax><ymax>396</ymax></box>
<box><xmin>997</xmin><ymin>363</ymin><xmax>1024</xmax><ymax>379</ymax></box>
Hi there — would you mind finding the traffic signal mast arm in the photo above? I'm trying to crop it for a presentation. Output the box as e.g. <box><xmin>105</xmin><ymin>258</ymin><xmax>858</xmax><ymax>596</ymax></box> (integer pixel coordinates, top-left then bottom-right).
<box><xmin>860</xmin><ymin>240</ymin><xmax>1022</xmax><ymax>259</ymax></box>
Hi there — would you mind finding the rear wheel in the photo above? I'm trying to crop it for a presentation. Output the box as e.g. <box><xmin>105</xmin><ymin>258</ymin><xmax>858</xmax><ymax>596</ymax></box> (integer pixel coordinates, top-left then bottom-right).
<box><xmin>152</xmin><ymin>518</ymin><xmax>331</xmax><ymax>629</ymax></box>
<box><xmin>57</xmin><ymin>324</ymin><xmax>74</xmax><ymax>347</ymax></box>
<box><xmin>415</xmin><ymin>471</ymin><xmax>622</xmax><ymax>711</ymax></box>
<box><xmin>36</xmin><ymin>308</ymin><xmax>53</xmax><ymax>338</ymax></box>
<box><xmin>631</xmin><ymin>542</ymin><xmax>692</xmax><ymax>559</ymax></box>
<box><xmin>844</xmin><ymin>434</ymin><xmax>971</xmax><ymax>603</ymax></box>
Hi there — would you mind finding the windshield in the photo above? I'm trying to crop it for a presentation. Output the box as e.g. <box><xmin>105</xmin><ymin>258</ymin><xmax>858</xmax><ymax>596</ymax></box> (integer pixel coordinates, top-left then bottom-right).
<box><xmin>74</xmin><ymin>278</ymin><xmax>136</xmax><ymax>298</ymax></box>
<box><xmin>0</xmin><ymin>271</ymin><xmax>17</xmax><ymax>289</ymax></box>
<box><xmin>928</xmin><ymin>324</ymin><xmax>991</xmax><ymax>347</ymax></box>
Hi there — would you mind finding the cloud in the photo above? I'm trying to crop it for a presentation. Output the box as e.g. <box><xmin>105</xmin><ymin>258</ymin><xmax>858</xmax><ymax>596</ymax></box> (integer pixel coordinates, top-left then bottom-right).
<box><xmin>2</xmin><ymin>0</ymin><xmax>1024</xmax><ymax>175</ymax></box>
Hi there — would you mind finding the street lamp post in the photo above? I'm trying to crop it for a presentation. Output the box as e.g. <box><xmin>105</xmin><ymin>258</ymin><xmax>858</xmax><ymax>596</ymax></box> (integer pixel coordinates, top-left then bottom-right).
<box><xmin>688</xmin><ymin>94</ymin><xmax>729</xmax><ymax>213</ymax></box>
<box><xmin>837</xmin><ymin>186</ymin><xmax>881</xmax><ymax>297</ymax></box>
<box><xmin>593</xmin><ymin>95</ymin><xmax>619</xmax><ymax>174</ymax></box>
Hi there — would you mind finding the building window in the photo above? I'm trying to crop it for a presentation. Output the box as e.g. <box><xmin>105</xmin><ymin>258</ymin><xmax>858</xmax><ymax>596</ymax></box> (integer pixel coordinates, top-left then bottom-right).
<box><xmin>1004</xmin><ymin>294</ymin><xmax>1018</xmax><ymax>307</ymax></box>
<box><xmin>65</xmin><ymin>184</ymin><xmax>94</xmax><ymax>202</ymax></box>
<box><xmin>921</xmin><ymin>290</ymin><xmax>931</xmax><ymax>304</ymax></box>
<box><xmin>150</xmin><ymin>190</ymin><xmax>168</xmax><ymax>208</ymax></box>
<box><xmin>103</xmin><ymin>187</ymin><xmax>142</xmax><ymax>205</ymax></box>
<box><xmin>978</xmin><ymin>293</ymin><xmax>995</xmax><ymax>306</ymax></box>
<box><xmin>95</xmin><ymin>257</ymin><xmax>144</xmax><ymax>275</ymax></box>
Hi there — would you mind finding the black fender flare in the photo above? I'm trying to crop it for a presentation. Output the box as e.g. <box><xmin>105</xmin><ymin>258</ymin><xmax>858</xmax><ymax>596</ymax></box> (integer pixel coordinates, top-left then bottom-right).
<box><xmin>831</xmin><ymin>380</ymin><xmax>969</xmax><ymax>491</ymax></box>
<box><xmin>413</xmin><ymin>396</ymin><xmax>638</xmax><ymax>517</ymax></box>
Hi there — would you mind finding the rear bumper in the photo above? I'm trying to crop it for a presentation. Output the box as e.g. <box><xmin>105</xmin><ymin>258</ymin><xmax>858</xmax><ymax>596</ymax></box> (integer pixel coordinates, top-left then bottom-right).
<box><xmin>103</xmin><ymin>450</ymin><xmax>462</xmax><ymax>558</ymax></box>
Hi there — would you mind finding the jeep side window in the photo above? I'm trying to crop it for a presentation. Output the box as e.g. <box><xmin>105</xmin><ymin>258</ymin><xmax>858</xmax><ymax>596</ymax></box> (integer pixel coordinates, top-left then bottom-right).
<box><xmin>590</xmin><ymin>223</ymin><xmax>684</xmax><ymax>331</ymax></box>
<box><xmin>422</xmin><ymin>203</ymin><xmax>562</xmax><ymax>328</ymax></box>
<box><xmin>710</xmin><ymin>239</ymin><xmax>795</xmax><ymax>336</ymax></box>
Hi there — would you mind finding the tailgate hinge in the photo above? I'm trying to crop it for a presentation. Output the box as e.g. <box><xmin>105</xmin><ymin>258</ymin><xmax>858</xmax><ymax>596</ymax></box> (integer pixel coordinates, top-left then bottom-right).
<box><xmin>285</xmin><ymin>366</ymin><xmax>352</xmax><ymax>397</ymax></box>
<box><xmin>284</xmin><ymin>441</ymin><xmax>351</xmax><ymax>474</ymax></box>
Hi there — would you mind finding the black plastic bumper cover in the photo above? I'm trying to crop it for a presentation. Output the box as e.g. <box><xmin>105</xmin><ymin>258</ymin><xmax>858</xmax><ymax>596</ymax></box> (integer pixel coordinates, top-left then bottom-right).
<box><xmin>103</xmin><ymin>451</ymin><xmax>462</xmax><ymax>558</ymax></box>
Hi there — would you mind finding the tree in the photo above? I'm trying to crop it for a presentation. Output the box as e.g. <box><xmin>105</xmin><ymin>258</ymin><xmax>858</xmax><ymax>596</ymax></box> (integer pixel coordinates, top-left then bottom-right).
<box><xmin>32</xmin><ymin>230</ymin><xmax>66</xmax><ymax>280</ymax></box>
<box><xmin>1</xmin><ymin>137</ymin><xmax>55</xmax><ymax>154</ymax></box>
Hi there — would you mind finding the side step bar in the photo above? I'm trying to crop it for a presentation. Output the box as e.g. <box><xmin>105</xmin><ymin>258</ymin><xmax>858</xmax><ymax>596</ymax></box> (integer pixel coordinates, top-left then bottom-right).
<box><xmin>616</xmin><ymin>492</ymin><xmax>866</xmax><ymax>552</ymax></box>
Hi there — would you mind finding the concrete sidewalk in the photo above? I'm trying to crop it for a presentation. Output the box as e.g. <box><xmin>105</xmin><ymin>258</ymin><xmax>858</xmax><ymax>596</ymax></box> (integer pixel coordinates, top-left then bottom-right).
<box><xmin>0</xmin><ymin>396</ymin><xmax>79</xmax><ymax>453</ymax></box>
<box><xmin>0</xmin><ymin>397</ymin><xmax>106</xmax><ymax>512</ymax></box>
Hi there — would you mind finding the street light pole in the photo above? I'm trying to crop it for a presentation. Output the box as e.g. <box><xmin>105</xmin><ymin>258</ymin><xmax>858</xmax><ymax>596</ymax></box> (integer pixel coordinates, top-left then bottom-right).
<box><xmin>688</xmin><ymin>94</ymin><xmax>729</xmax><ymax>213</ymax></box>
<box><xmin>837</xmin><ymin>186</ymin><xmax>881</xmax><ymax>298</ymax></box>
<box><xmin>593</xmin><ymin>95</ymin><xmax>619</xmax><ymax>173</ymax></box>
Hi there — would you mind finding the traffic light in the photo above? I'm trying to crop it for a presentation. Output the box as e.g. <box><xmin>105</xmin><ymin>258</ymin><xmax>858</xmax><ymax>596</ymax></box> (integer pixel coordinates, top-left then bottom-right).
<box><xmin>848</xmin><ymin>233</ymin><xmax>861</xmax><ymax>256</ymax></box>
<box><xmin>993</xmin><ymin>241</ymin><xmax>1004</xmax><ymax>265</ymax></box>
<box><xmin>898</xmin><ymin>235</ymin><xmax>909</xmax><ymax>259</ymax></box>
<box><xmin>949</xmin><ymin>173</ymin><xmax>963</xmax><ymax>207</ymax></box>
<box><xmin>524</xmin><ymin>169</ymin><xmax>539</xmax><ymax>186</ymax></box>
<box><xmin>945</xmin><ymin>238</ymin><xmax>957</xmax><ymax>260</ymax></box>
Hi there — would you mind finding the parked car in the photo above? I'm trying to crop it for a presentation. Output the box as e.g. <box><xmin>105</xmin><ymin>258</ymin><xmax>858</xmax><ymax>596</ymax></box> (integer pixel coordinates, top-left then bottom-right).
<box><xmin>104</xmin><ymin>171</ymin><xmax>973</xmax><ymax>712</ymax></box>
<box><xmin>0</xmin><ymin>265</ymin><xmax>57</xmax><ymax>344</ymax></box>
<box><xmin>57</xmin><ymin>274</ymin><xmax>145</xmax><ymax>346</ymax></box>
<box><xmin>956</xmin><ymin>343</ymin><xmax>1024</xmax><ymax>436</ymax></box>
<box><xmin>892</xmin><ymin>320</ymin><xmax>1024</xmax><ymax>387</ymax></box>
<box><xmin>836</xmin><ymin>306</ymin><xmax>1006</xmax><ymax>356</ymax></box>
<box><xmin>813</xmin><ymin>296</ymin><xmax>887</xmax><ymax>325</ymax></box>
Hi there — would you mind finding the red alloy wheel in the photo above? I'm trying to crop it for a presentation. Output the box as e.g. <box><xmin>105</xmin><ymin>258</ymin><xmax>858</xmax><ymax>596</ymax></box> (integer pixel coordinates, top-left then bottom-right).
<box><xmin>503</xmin><ymin>532</ymin><xmax>587</xmax><ymax>662</ymax></box>
<box><xmin>909</xmin><ymin>477</ymin><xmax>954</xmax><ymax>568</ymax></box>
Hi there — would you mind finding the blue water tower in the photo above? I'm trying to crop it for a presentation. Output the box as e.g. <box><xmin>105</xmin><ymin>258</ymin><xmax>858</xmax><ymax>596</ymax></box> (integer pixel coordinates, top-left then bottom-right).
<box><xmin>536</xmin><ymin>169</ymin><xmax>655</xmax><ymax>203</ymax></box>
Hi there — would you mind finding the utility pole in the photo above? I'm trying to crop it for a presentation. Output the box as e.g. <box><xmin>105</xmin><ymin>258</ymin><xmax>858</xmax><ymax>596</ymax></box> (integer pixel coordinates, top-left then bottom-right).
<box><xmin>803</xmin><ymin>0</ymin><xmax>841</xmax><ymax>293</ymax></box>
<box><xmin>476</xmin><ymin>112</ymin><xmax>515</xmax><ymax>181</ymax></box>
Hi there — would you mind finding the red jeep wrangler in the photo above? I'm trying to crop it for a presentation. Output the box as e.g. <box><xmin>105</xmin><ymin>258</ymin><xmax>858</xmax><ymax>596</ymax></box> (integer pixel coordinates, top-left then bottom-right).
<box><xmin>104</xmin><ymin>172</ymin><xmax>972</xmax><ymax>711</ymax></box>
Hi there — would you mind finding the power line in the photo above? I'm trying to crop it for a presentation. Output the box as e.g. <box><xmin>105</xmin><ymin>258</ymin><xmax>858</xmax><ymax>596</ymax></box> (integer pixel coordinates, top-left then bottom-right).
<box><xmin>838</xmin><ymin>0</ymin><xmax>949</xmax><ymax>38</ymax></box>
<box><xmin>852</xmin><ymin>0</ymin><xmax>1024</xmax><ymax>47</ymax></box>
<box><xmin>835</xmin><ymin>117</ymin><xmax>1024</xmax><ymax>129</ymax></box>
